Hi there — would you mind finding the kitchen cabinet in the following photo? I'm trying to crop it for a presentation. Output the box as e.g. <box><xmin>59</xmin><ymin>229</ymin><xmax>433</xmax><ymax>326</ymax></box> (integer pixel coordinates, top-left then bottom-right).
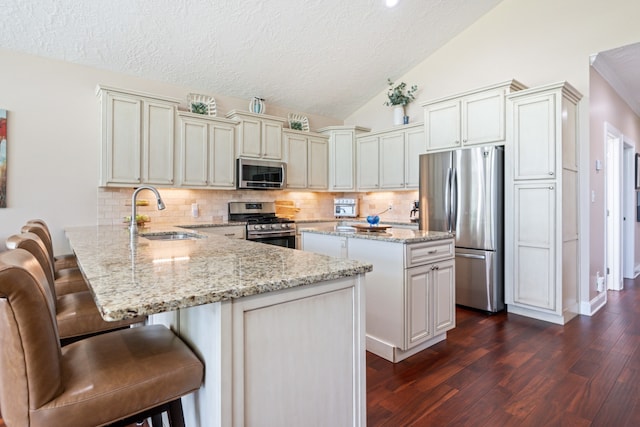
<box><xmin>421</xmin><ymin>80</ymin><xmax>526</xmax><ymax>152</ymax></box>
<box><xmin>178</xmin><ymin>112</ymin><xmax>236</xmax><ymax>189</ymax></box>
<box><xmin>355</xmin><ymin>123</ymin><xmax>425</xmax><ymax>191</ymax></box>
<box><xmin>319</xmin><ymin>126</ymin><xmax>371</xmax><ymax>191</ymax></box>
<box><xmin>193</xmin><ymin>225</ymin><xmax>245</xmax><ymax>239</ymax></box>
<box><xmin>283</xmin><ymin>130</ymin><xmax>329</xmax><ymax>190</ymax></box>
<box><xmin>301</xmin><ymin>231</ymin><xmax>455</xmax><ymax>363</ymax></box>
<box><xmin>226</xmin><ymin>110</ymin><xmax>286</xmax><ymax>160</ymax></box>
<box><xmin>505</xmin><ymin>82</ymin><xmax>581</xmax><ymax>325</ymax></box>
<box><xmin>97</xmin><ymin>85</ymin><xmax>180</xmax><ymax>187</ymax></box>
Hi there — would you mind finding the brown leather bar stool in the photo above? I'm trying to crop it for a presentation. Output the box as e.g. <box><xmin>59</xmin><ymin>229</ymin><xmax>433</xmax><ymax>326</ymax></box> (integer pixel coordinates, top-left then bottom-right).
<box><xmin>0</xmin><ymin>248</ymin><xmax>204</xmax><ymax>426</ymax></box>
<box><xmin>25</xmin><ymin>219</ymin><xmax>78</xmax><ymax>270</ymax></box>
<box><xmin>21</xmin><ymin>222</ymin><xmax>88</xmax><ymax>295</ymax></box>
<box><xmin>6</xmin><ymin>232</ymin><xmax>145</xmax><ymax>343</ymax></box>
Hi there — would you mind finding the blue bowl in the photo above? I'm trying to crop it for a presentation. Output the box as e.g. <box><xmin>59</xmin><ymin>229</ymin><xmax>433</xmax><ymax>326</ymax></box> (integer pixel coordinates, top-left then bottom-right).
<box><xmin>366</xmin><ymin>215</ymin><xmax>380</xmax><ymax>226</ymax></box>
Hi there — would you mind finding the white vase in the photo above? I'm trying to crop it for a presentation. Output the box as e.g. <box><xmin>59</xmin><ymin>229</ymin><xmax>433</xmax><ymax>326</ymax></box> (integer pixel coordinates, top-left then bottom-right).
<box><xmin>393</xmin><ymin>105</ymin><xmax>404</xmax><ymax>125</ymax></box>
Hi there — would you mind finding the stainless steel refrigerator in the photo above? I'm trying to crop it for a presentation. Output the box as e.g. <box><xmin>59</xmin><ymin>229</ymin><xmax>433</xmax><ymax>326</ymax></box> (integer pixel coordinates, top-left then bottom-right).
<box><xmin>418</xmin><ymin>146</ymin><xmax>504</xmax><ymax>312</ymax></box>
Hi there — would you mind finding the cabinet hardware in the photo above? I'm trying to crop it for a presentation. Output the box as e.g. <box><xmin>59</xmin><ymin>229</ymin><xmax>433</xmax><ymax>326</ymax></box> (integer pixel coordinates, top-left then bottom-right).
<box><xmin>428</xmin><ymin>249</ymin><xmax>438</xmax><ymax>254</ymax></box>
<box><xmin>549</xmin><ymin>171</ymin><xmax>554</xmax><ymax>175</ymax></box>
<box><xmin>549</xmin><ymin>186</ymin><xmax>554</xmax><ymax>190</ymax></box>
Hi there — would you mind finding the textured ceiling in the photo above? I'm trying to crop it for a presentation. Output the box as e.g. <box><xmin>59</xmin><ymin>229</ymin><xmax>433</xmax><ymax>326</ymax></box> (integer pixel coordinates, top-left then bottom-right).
<box><xmin>592</xmin><ymin>42</ymin><xmax>640</xmax><ymax>117</ymax></box>
<box><xmin>0</xmin><ymin>0</ymin><xmax>503</xmax><ymax>119</ymax></box>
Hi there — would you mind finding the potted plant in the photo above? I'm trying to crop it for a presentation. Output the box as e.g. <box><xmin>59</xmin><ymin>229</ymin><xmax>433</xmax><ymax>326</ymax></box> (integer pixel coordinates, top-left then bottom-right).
<box><xmin>384</xmin><ymin>78</ymin><xmax>418</xmax><ymax>125</ymax></box>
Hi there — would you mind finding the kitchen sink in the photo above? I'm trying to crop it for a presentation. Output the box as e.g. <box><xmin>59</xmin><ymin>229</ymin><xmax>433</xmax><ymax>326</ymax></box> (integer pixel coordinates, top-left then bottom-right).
<box><xmin>140</xmin><ymin>232</ymin><xmax>205</xmax><ymax>241</ymax></box>
<box><xmin>335</xmin><ymin>225</ymin><xmax>356</xmax><ymax>233</ymax></box>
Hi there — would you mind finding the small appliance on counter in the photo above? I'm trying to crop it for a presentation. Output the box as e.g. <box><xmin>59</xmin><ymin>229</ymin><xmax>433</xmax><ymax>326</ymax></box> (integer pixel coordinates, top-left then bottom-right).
<box><xmin>334</xmin><ymin>198</ymin><xmax>358</xmax><ymax>218</ymax></box>
<box><xmin>410</xmin><ymin>200</ymin><xmax>419</xmax><ymax>223</ymax></box>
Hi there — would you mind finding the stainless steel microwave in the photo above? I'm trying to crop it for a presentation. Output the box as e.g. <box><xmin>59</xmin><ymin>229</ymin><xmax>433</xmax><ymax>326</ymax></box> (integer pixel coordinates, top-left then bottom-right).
<box><xmin>236</xmin><ymin>158</ymin><xmax>286</xmax><ymax>190</ymax></box>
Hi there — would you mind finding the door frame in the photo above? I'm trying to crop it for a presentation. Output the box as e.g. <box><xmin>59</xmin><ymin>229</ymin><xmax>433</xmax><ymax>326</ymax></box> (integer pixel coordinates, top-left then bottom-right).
<box><xmin>605</xmin><ymin>122</ymin><xmax>624</xmax><ymax>290</ymax></box>
<box><xmin>623</xmin><ymin>137</ymin><xmax>636</xmax><ymax>279</ymax></box>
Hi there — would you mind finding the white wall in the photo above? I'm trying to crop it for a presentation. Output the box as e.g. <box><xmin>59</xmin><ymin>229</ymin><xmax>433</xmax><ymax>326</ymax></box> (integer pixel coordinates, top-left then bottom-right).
<box><xmin>346</xmin><ymin>0</ymin><xmax>640</xmax><ymax>311</ymax></box>
<box><xmin>0</xmin><ymin>49</ymin><xmax>341</xmax><ymax>254</ymax></box>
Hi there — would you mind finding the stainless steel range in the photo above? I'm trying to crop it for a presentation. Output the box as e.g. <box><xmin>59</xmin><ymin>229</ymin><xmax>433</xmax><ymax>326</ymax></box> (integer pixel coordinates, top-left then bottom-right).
<box><xmin>228</xmin><ymin>201</ymin><xmax>296</xmax><ymax>249</ymax></box>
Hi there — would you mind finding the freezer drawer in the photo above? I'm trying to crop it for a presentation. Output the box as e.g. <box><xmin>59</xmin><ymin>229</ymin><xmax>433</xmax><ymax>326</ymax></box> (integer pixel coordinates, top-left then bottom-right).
<box><xmin>455</xmin><ymin>248</ymin><xmax>504</xmax><ymax>312</ymax></box>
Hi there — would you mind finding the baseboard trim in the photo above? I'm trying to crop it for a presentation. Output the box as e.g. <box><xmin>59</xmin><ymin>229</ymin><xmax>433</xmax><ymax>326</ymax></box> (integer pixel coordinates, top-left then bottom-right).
<box><xmin>579</xmin><ymin>291</ymin><xmax>607</xmax><ymax>316</ymax></box>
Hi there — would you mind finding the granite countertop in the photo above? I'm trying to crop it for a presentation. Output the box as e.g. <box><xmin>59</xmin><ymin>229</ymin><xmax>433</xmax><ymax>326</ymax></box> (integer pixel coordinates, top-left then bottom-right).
<box><xmin>65</xmin><ymin>225</ymin><xmax>372</xmax><ymax>321</ymax></box>
<box><xmin>298</xmin><ymin>224</ymin><xmax>453</xmax><ymax>243</ymax></box>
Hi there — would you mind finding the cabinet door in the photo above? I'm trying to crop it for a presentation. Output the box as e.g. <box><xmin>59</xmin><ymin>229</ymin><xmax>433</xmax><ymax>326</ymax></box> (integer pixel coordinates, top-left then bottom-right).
<box><xmin>209</xmin><ymin>124</ymin><xmax>235</xmax><ymax>188</ymax></box>
<box><xmin>461</xmin><ymin>89</ymin><xmax>505</xmax><ymax>146</ymax></box>
<box><xmin>180</xmin><ymin>118</ymin><xmax>209</xmax><ymax>187</ymax></box>
<box><xmin>425</xmin><ymin>99</ymin><xmax>460</xmax><ymax>151</ymax></box>
<box><xmin>308</xmin><ymin>136</ymin><xmax>328</xmax><ymax>190</ymax></box>
<box><xmin>405</xmin><ymin>264</ymin><xmax>433</xmax><ymax>349</ymax></box>
<box><xmin>104</xmin><ymin>93</ymin><xmax>142</xmax><ymax>184</ymax></box>
<box><xmin>513</xmin><ymin>183</ymin><xmax>556</xmax><ymax>310</ymax></box>
<box><xmin>142</xmin><ymin>101</ymin><xmax>175</xmax><ymax>185</ymax></box>
<box><xmin>357</xmin><ymin>136</ymin><xmax>379</xmax><ymax>190</ymax></box>
<box><xmin>262</xmin><ymin>120</ymin><xmax>283</xmax><ymax>160</ymax></box>
<box><xmin>330</xmin><ymin>131</ymin><xmax>355</xmax><ymax>191</ymax></box>
<box><xmin>512</xmin><ymin>93</ymin><xmax>556</xmax><ymax>180</ymax></box>
<box><xmin>433</xmin><ymin>259</ymin><xmax>455</xmax><ymax>334</ymax></box>
<box><xmin>285</xmin><ymin>133</ymin><xmax>308</xmax><ymax>188</ymax></box>
<box><xmin>237</xmin><ymin>118</ymin><xmax>262</xmax><ymax>158</ymax></box>
<box><xmin>405</xmin><ymin>127</ymin><xmax>426</xmax><ymax>188</ymax></box>
<box><xmin>379</xmin><ymin>132</ymin><xmax>405</xmax><ymax>189</ymax></box>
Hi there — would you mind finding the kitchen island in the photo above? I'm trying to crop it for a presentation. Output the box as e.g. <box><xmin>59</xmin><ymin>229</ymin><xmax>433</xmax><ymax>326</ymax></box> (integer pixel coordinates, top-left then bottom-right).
<box><xmin>65</xmin><ymin>225</ymin><xmax>372</xmax><ymax>427</ymax></box>
<box><xmin>300</xmin><ymin>225</ymin><xmax>455</xmax><ymax>362</ymax></box>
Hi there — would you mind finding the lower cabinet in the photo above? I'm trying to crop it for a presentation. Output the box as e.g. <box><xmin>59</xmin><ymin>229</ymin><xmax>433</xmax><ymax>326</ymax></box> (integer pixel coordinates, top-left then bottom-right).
<box><xmin>302</xmin><ymin>232</ymin><xmax>455</xmax><ymax>363</ymax></box>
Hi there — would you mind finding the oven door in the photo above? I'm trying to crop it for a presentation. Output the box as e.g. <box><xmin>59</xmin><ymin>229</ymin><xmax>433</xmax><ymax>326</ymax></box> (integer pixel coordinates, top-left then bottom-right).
<box><xmin>249</xmin><ymin>234</ymin><xmax>296</xmax><ymax>249</ymax></box>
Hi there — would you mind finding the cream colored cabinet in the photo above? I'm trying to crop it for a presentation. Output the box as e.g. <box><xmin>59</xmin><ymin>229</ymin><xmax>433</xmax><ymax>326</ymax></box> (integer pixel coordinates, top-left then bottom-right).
<box><xmin>284</xmin><ymin>130</ymin><xmax>329</xmax><ymax>190</ymax></box>
<box><xmin>505</xmin><ymin>82</ymin><xmax>581</xmax><ymax>325</ymax></box>
<box><xmin>198</xmin><ymin>225</ymin><xmax>245</xmax><ymax>239</ymax></box>
<box><xmin>178</xmin><ymin>112</ymin><xmax>236</xmax><ymax>189</ymax></box>
<box><xmin>356</xmin><ymin>123</ymin><xmax>425</xmax><ymax>191</ymax></box>
<box><xmin>301</xmin><ymin>231</ymin><xmax>455</xmax><ymax>363</ymax></box>
<box><xmin>226</xmin><ymin>110</ymin><xmax>285</xmax><ymax>160</ymax></box>
<box><xmin>422</xmin><ymin>80</ymin><xmax>526</xmax><ymax>152</ymax></box>
<box><xmin>97</xmin><ymin>85</ymin><xmax>180</xmax><ymax>187</ymax></box>
<box><xmin>318</xmin><ymin>126</ymin><xmax>370</xmax><ymax>191</ymax></box>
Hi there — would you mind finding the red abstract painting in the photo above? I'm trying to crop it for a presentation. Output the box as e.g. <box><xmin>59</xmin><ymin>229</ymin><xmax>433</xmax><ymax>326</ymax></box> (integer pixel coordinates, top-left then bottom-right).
<box><xmin>0</xmin><ymin>109</ymin><xmax>6</xmax><ymax>208</ymax></box>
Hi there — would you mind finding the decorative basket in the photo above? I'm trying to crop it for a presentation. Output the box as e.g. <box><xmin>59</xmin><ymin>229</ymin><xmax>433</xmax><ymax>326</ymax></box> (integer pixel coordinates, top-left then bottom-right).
<box><xmin>287</xmin><ymin>113</ymin><xmax>309</xmax><ymax>132</ymax></box>
<box><xmin>187</xmin><ymin>93</ymin><xmax>217</xmax><ymax>116</ymax></box>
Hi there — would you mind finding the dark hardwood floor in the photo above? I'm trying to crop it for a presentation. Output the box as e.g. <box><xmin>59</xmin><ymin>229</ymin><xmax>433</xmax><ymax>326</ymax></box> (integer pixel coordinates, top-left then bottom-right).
<box><xmin>3</xmin><ymin>278</ymin><xmax>639</xmax><ymax>426</ymax></box>
<box><xmin>367</xmin><ymin>277</ymin><xmax>640</xmax><ymax>426</ymax></box>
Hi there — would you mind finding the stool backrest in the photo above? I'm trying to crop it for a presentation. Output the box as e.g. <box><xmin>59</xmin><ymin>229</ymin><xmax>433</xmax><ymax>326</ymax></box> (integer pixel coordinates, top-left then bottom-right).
<box><xmin>22</xmin><ymin>223</ymin><xmax>55</xmax><ymax>267</ymax></box>
<box><xmin>6</xmin><ymin>232</ymin><xmax>58</xmax><ymax>300</ymax></box>
<box><xmin>0</xmin><ymin>248</ymin><xmax>63</xmax><ymax>426</ymax></box>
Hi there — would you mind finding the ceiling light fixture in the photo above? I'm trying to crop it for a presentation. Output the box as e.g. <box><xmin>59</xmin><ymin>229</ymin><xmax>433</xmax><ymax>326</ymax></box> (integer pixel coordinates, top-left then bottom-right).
<box><xmin>386</xmin><ymin>0</ymin><xmax>399</xmax><ymax>7</ymax></box>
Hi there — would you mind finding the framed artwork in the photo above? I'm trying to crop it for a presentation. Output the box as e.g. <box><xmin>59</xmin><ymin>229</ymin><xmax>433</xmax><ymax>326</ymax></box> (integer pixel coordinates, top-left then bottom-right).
<box><xmin>0</xmin><ymin>109</ymin><xmax>6</xmax><ymax>208</ymax></box>
<box><xmin>636</xmin><ymin>153</ymin><xmax>640</xmax><ymax>190</ymax></box>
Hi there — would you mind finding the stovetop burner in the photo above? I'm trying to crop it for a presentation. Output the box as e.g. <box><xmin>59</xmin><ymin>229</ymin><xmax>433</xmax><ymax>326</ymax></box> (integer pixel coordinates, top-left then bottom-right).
<box><xmin>246</xmin><ymin>216</ymin><xmax>294</xmax><ymax>225</ymax></box>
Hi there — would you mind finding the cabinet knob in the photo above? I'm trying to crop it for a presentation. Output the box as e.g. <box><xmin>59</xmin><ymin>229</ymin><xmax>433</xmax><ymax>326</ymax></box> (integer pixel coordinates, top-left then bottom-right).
<box><xmin>549</xmin><ymin>171</ymin><xmax>554</xmax><ymax>175</ymax></box>
<box><xmin>455</xmin><ymin>140</ymin><xmax>460</xmax><ymax>144</ymax></box>
<box><xmin>549</xmin><ymin>186</ymin><xmax>554</xmax><ymax>190</ymax></box>
<box><xmin>463</xmin><ymin>139</ymin><xmax>467</xmax><ymax>143</ymax></box>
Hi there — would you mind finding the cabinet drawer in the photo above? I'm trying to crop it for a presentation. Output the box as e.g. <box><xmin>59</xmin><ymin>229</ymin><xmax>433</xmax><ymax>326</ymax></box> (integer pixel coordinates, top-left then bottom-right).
<box><xmin>405</xmin><ymin>239</ymin><xmax>454</xmax><ymax>268</ymax></box>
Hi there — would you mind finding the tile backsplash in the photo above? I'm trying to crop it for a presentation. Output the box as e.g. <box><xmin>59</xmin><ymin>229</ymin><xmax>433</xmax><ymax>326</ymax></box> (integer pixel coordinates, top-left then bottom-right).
<box><xmin>98</xmin><ymin>187</ymin><xmax>419</xmax><ymax>226</ymax></box>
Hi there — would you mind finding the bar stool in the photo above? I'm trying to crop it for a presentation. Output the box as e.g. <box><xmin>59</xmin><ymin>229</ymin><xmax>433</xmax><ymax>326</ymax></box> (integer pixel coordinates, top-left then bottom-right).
<box><xmin>21</xmin><ymin>223</ymin><xmax>88</xmax><ymax>295</ymax></box>
<box><xmin>0</xmin><ymin>248</ymin><xmax>204</xmax><ymax>426</ymax></box>
<box><xmin>6</xmin><ymin>232</ymin><xmax>145</xmax><ymax>343</ymax></box>
<box><xmin>25</xmin><ymin>219</ymin><xmax>78</xmax><ymax>270</ymax></box>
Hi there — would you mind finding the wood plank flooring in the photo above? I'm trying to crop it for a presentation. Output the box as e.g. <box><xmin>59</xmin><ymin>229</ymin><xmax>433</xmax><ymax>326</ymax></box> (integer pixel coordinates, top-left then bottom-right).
<box><xmin>2</xmin><ymin>278</ymin><xmax>639</xmax><ymax>426</ymax></box>
<box><xmin>367</xmin><ymin>277</ymin><xmax>640</xmax><ymax>426</ymax></box>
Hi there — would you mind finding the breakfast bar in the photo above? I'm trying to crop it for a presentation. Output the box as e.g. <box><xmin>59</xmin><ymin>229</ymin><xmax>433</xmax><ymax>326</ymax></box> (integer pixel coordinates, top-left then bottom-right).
<box><xmin>65</xmin><ymin>225</ymin><xmax>372</xmax><ymax>427</ymax></box>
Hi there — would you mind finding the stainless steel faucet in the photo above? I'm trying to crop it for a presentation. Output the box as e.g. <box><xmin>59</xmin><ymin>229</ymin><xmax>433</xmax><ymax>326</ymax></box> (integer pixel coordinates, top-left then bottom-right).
<box><xmin>130</xmin><ymin>185</ymin><xmax>166</xmax><ymax>234</ymax></box>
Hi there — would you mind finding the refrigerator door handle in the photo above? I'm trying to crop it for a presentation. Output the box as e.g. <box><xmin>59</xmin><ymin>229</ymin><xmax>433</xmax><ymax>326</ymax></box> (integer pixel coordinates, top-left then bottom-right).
<box><xmin>456</xmin><ymin>253</ymin><xmax>486</xmax><ymax>260</ymax></box>
<box><xmin>451</xmin><ymin>168</ymin><xmax>458</xmax><ymax>233</ymax></box>
<box><xmin>444</xmin><ymin>167</ymin><xmax>452</xmax><ymax>232</ymax></box>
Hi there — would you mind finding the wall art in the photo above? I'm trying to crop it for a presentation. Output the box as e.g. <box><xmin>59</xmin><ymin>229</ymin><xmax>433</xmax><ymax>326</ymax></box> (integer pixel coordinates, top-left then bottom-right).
<box><xmin>0</xmin><ymin>109</ymin><xmax>6</xmax><ymax>208</ymax></box>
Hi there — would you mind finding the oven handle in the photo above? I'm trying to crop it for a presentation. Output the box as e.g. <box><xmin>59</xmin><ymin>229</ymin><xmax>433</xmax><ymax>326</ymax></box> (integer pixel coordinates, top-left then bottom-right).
<box><xmin>247</xmin><ymin>230</ymin><xmax>297</xmax><ymax>238</ymax></box>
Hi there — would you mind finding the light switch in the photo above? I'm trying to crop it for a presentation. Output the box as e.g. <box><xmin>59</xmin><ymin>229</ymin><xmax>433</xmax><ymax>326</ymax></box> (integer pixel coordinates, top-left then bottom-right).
<box><xmin>591</xmin><ymin>191</ymin><xmax>596</xmax><ymax>203</ymax></box>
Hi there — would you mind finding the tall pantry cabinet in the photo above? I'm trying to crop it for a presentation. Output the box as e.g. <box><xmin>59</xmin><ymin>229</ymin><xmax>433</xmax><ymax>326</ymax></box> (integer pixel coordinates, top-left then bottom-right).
<box><xmin>504</xmin><ymin>82</ymin><xmax>582</xmax><ymax>325</ymax></box>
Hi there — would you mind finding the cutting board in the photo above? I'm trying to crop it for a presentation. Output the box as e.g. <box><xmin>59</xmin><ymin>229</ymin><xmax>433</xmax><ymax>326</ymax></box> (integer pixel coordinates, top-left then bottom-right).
<box><xmin>352</xmin><ymin>224</ymin><xmax>391</xmax><ymax>233</ymax></box>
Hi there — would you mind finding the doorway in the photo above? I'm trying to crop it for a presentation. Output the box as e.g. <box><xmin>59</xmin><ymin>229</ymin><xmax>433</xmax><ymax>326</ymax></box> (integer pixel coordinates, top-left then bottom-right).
<box><xmin>605</xmin><ymin>122</ymin><xmax>634</xmax><ymax>290</ymax></box>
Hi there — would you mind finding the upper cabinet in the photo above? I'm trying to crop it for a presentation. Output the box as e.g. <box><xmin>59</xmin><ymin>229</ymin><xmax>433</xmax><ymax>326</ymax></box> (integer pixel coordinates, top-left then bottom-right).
<box><xmin>97</xmin><ymin>85</ymin><xmax>180</xmax><ymax>187</ymax></box>
<box><xmin>421</xmin><ymin>80</ymin><xmax>526</xmax><ymax>152</ymax></box>
<box><xmin>225</xmin><ymin>110</ymin><xmax>286</xmax><ymax>160</ymax></box>
<box><xmin>283</xmin><ymin>130</ymin><xmax>329</xmax><ymax>190</ymax></box>
<box><xmin>178</xmin><ymin>112</ymin><xmax>237</xmax><ymax>189</ymax></box>
<box><xmin>318</xmin><ymin>126</ymin><xmax>370</xmax><ymax>192</ymax></box>
<box><xmin>355</xmin><ymin>123</ymin><xmax>426</xmax><ymax>191</ymax></box>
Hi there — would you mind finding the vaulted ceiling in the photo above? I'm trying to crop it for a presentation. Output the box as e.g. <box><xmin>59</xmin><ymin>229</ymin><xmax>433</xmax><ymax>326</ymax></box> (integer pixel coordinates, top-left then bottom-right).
<box><xmin>592</xmin><ymin>41</ymin><xmax>640</xmax><ymax>117</ymax></box>
<box><xmin>1</xmin><ymin>0</ymin><xmax>505</xmax><ymax>119</ymax></box>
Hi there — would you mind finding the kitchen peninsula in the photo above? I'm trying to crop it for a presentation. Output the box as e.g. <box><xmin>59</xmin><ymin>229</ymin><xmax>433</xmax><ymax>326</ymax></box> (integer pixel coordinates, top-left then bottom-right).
<box><xmin>300</xmin><ymin>225</ymin><xmax>455</xmax><ymax>362</ymax></box>
<box><xmin>65</xmin><ymin>225</ymin><xmax>372</xmax><ymax>427</ymax></box>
